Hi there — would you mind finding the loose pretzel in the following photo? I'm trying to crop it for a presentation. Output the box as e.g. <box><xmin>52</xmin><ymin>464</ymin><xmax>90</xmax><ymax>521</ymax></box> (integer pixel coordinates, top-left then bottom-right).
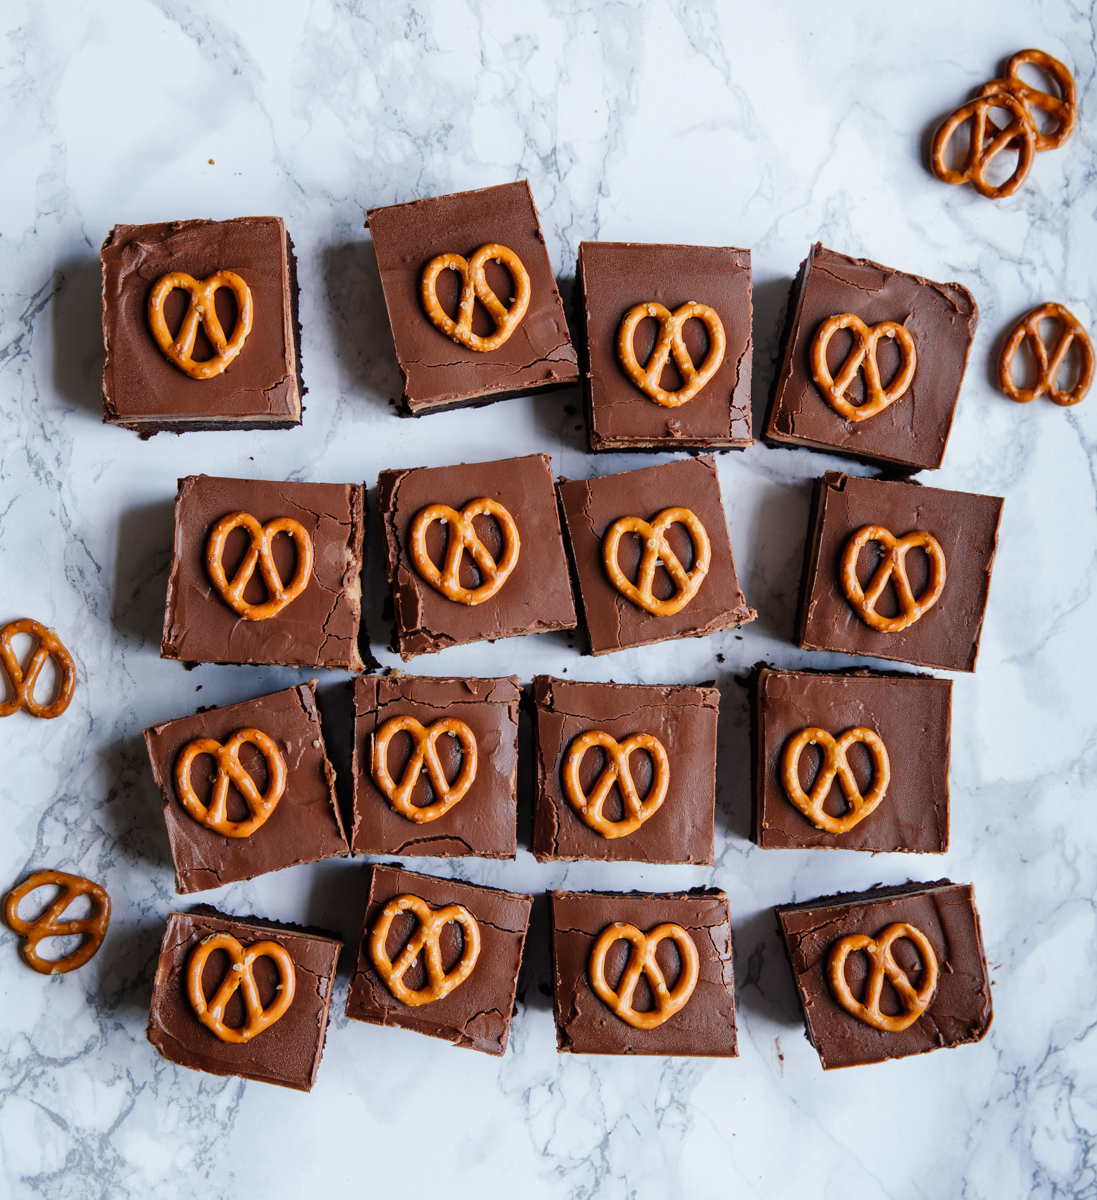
<box><xmin>562</xmin><ymin>730</ymin><xmax>669</xmax><ymax>839</ymax></box>
<box><xmin>409</xmin><ymin>499</ymin><xmax>520</xmax><ymax>605</ymax></box>
<box><xmin>810</xmin><ymin>314</ymin><xmax>917</xmax><ymax>421</ymax></box>
<box><xmin>369</xmin><ymin>894</ymin><xmax>480</xmax><ymax>1007</ymax></box>
<box><xmin>931</xmin><ymin>91</ymin><xmax>1036</xmax><ymax>199</ymax></box>
<box><xmin>617</xmin><ymin>301</ymin><xmax>726</xmax><ymax>407</ymax></box>
<box><xmin>371</xmin><ymin>715</ymin><xmax>478</xmax><ymax>823</ymax></box>
<box><xmin>781</xmin><ymin>727</ymin><xmax>891</xmax><ymax>834</ymax></box>
<box><xmin>3</xmin><ymin>870</ymin><xmax>110</xmax><ymax>974</ymax></box>
<box><xmin>420</xmin><ymin>243</ymin><xmax>530</xmax><ymax>352</ymax></box>
<box><xmin>148</xmin><ymin>271</ymin><xmax>253</xmax><ymax>379</ymax></box>
<box><xmin>588</xmin><ymin>921</ymin><xmax>699</xmax><ymax>1031</ymax></box>
<box><xmin>0</xmin><ymin>619</ymin><xmax>76</xmax><ymax>719</ymax></box>
<box><xmin>978</xmin><ymin>50</ymin><xmax>1076</xmax><ymax>153</ymax></box>
<box><xmin>998</xmin><ymin>303</ymin><xmax>1093</xmax><ymax>406</ymax></box>
<box><xmin>186</xmin><ymin>933</ymin><xmax>296</xmax><ymax>1043</ymax></box>
<box><xmin>602</xmin><ymin>507</ymin><xmax>711</xmax><ymax>616</ymax></box>
<box><xmin>828</xmin><ymin>922</ymin><xmax>939</xmax><ymax>1033</ymax></box>
<box><xmin>840</xmin><ymin>525</ymin><xmax>947</xmax><ymax>634</ymax></box>
<box><xmin>206</xmin><ymin>511</ymin><xmax>314</xmax><ymax>620</ymax></box>
<box><xmin>174</xmin><ymin>728</ymin><xmax>287</xmax><ymax>838</ymax></box>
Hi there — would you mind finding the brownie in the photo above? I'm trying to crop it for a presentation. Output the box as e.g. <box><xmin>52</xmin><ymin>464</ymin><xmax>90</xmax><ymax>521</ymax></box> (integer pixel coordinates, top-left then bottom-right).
<box><xmin>351</xmin><ymin>675</ymin><xmax>520</xmax><ymax>859</ymax></box>
<box><xmin>147</xmin><ymin>907</ymin><xmax>341</xmax><ymax>1091</ymax></box>
<box><xmin>751</xmin><ymin>666</ymin><xmax>951</xmax><ymax>853</ymax></box>
<box><xmin>161</xmin><ymin>474</ymin><xmax>366</xmax><ymax>669</ymax></box>
<box><xmin>101</xmin><ymin>217</ymin><xmax>303</xmax><ymax>435</ymax></box>
<box><xmin>531</xmin><ymin>676</ymin><xmax>719</xmax><ymax>863</ymax></box>
<box><xmin>776</xmin><ymin>880</ymin><xmax>992</xmax><ymax>1069</ymax></box>
<box><xmin>367</xmin><ymin>181</ymin><xmax>578</xmax><ymax>414</ymax></box>
<box><xmin>378</xmin><ymin>453</ymin><xmax>576</xmax><ymax>660</ymax></box>
<box><xmin>551</xmin><ymin>890</ymin><xmax>737</xmax><ymax>1056</ymax></box>
<box><xmin>765</xmin><ymin>244</ymin><xmax>978</xmax><ymax>472</ymax></box>
<box><xmin>345</xmin><ymin>864</ymin><xmax>532</xmax><ymax>1056</ymax></box>
<box><xmin>556</xmin><ymin>455</ymin><xmax>755</xmax><ymax>656</ymax></box>
<box><xmin>143</xmin><ymin>683</ymin><xmax>349</xmax><ymax>893</ymax></box>
<box><xmin>797</xmin><ymin>472</ymin><xmax>1003</xmax><ymax>673</ymax></box>
<box><xmin>577</xmin><ymin>241</ymin><xmax>753</xmax><ymax>451</ymax></box>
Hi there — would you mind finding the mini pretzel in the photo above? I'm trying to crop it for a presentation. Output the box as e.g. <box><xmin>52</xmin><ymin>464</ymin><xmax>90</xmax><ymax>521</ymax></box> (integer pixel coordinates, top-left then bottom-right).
<box><xmin>978</xmin><ymin>49</ymin><xmax>1076</xmax><ymax>153</ymax></box>
<box><xmin>186</xmin><ymin>933</ymin><xmax>296</xmax><ymax>1043</ymax></box>
<box><xmin>409</xmin><ymin>499</ymin><xmax>520</xmax><ymax>605</ymax></box>
<box><xmin>174</xmin><ymin>728</ymin><xmax>287</xmax><ymax>838</ymax></box>
<box><xmin>588</xmin><ymin>922</ymin><xmax>699</xmax><ymax>1031</ymax></box>
<box><xmin>828</xmin><ymin>922</ymin><xmax>939</xmax><ymax>1033</ymax></box>
<box><xmin>562</xmin><ymin>730</ymin><xmax>669</xmax><ymax>839</ymax></box>
<box><xmin>4</xmin><ymin>870</ymin><xmax>110</xmax><ymax>974</ymax></box>
<box><xmin>206</xmin><ymin>511</ymin><xmax>314</xmax><ymax>620</ymax></box>
<box><xmin>811</xmin><ymin>314</ymin><xmax>917</xmax><ymax>421</ymax></box>
<box><xmin>781</xmin><ymin>727</ymin><xmax>891</xmax><ymax>834</ymax></box>
<box><xmin>369</xmin><ymin>894</ymin><xmax>480</xmax><ymax>1007</ymax></box>
<box><xmin>603</xmin><ymin>508</ymin><xmax>711</xmax><ymax>617</ymax></box>
<box><xmin>148</xmin><ymin>270</ymin><xmax>253</xmax><ymax>379</ymax></box>
<box><xmin>420</xmin><ymin>243</ymin><xmax>530</xmax><ymax>352</ymax></box>
<box><xmin>930</xmin><ymin>90</ymin><xmax>1036</xmax><ymax>199</ymax></box>
<box><xmin>617</xmin><ymin>301</ymin><xmax>726</xmax><ymax>407</ymax></box>
<box><xmin>371</xmin><ymin>716</ymin><xmax>477</xmax><ymax>823</ymax></box>
<box><xmin>840</xmin><ymin>525</ymin><xmax>947</xmax><ymax>633</ymax></box>
<box><xmin>0</xmin><ymin>618</ymin><xmax>76</xmax><ymax>719</ymax></box>
<box><xmin>998</xmin><ymin>303</ymin><xmax>1093</xmax><ymax>406</ymax></box>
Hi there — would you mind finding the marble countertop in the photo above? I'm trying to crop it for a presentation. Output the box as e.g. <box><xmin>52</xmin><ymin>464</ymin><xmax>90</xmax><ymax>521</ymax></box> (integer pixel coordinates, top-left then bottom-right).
<box><xmin>2</xmin><ymin>2</ymin><xmax>1095</xmax><ymax>1196</ymax></box>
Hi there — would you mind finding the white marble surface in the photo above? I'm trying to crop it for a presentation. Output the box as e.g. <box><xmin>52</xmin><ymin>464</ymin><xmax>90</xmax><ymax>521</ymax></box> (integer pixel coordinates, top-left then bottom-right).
<box><xmin>2</xmin><ymin>1</ymin><xmax>1096</xmax><ymax>1196</ymax></box>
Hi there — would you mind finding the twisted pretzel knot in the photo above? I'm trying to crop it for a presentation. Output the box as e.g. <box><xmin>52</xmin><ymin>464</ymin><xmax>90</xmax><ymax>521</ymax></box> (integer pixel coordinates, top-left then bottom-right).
<box><xmin>588</xmin><ymin>922</ymin><xmax>699</xmax><ymax>1030</ymax></box>
<box><xmin>562</xmin><ymin>730</ymin><xmax>669</xmax><ymax>839</ymax></box>
<box><xmin>828</xmin><ymin>922</ymin><xmax>939</xmax><ymax>1033</ymax></box>
<box><xmin>409</xmin><ymin>499</ymin><xmax>520</xmax><ymax>605</ymax></box>
<box><xmin>998</xmin><ymin>303</ymin><xmax>1093</xmax><ymax>407</ymax></box>
<box><xmin>602</xmin><ymin>507</ymin><xmax>711</xmax><ymax>617</ymax></box>
<box><xmin>174</xmin><ymin>728</ymin><xmax>287</xmax><ymax>838</ymax></box>
<box><xmin>186</xmin><ymin>933</ymin><xmax>296</xmax><ymax>1043</ymax></box>
<box><xmin>810</xmin><ymin>314</ymin><xmax>917</xmax><ymax>421</ymax></box>
<box><xmin>617</xmin><ymin>302</ymin><xmax>726</xmax><ymax>408</ymax></box>
<box><xmin>206</xmin><ymin>511</ymin><xmax>314</xmax><ymax>621</ymax></box>
<box><xmin>840</xmin><ymin>525</ymin><xmax>947</xmax><ymax>634</ymax></box>
<box><xmin>371</xmin><ymin>715</ymin><xmax>478</xmax><ymax>823</ymax></box>
<box><xmin>0</xmin><ymin>619</ymin><xmax>76</xmax><ymax>719</ymax></box>
<box><xmin>369</xmin><ymin>894</ymin><xmax>480</xmax><ymax>1007</ymax></box>
<box><xmin>978</xmin><ymin>50</ymin><xmax>1077</xmax><ymax>153</ymax></box>
<box><xmin>931</xmin><ymin>91</ymin><xmax>1036</xmax><ymax>199</ymax></box>
<box><xmin>781</xmin><ymin>727</ymin><xmax>891</xmax><ymax>834</ymax></box>
<box><xmin>148</xmin><ymin>271</ymin><xmax>254</xmax><ymax>379</ymax></box>
<box><xmin>3</xmin><ymin>870</ymin><xmax>111</xmax><ymax>975</ymax></box>
<box><xmin>420</xmin><ymin>243</ymin><xmax>531</xmax><ymax>352</ymax></box>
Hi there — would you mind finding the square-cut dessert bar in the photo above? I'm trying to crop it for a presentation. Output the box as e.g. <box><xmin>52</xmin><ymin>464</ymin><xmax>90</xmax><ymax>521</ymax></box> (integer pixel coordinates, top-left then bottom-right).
<box><xmin>531</xmin><ymin>676</ymin><xmax>719</xmax><ymax>864</ymax></box>
<box><xmin>577</xmin><ymin>240</ymin><xmax>753</xmax><ymax>451</ymax></box>
<box><xmin>101</xmin><ymin>217</ymin><xmax>303</xmax><ymax>435</ymax></box>
<box><xmin>143</xmin><ymin>682</ymin><xmax>349</xmax><ymax>894</ymax></box>
<box><xmin>351</xmin><ymin>674</ymin><xmax>520</xmax><ymax>859</ymax></box>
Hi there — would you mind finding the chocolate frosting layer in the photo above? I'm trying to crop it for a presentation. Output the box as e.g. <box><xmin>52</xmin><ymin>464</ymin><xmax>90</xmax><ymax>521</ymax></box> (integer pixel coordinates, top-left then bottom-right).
<box><xmin>551</xmin><ymin>889</ymin><xmax>737</xmax><ymax>1056</ymax></box>
<box><xmin>378</xmin><ymin>453</ymin><xmax>577</xmax><ymax>660</ymax></box>
<box><xmin>776</xmin><ymin>880</ymin><xmax>992</xmax><ymax>1069</ymax></box>
<box><xmin>765</xmin><ymin>243</ymin><xmax>978</xmax><ymax>472</ymax></box>
<box><xmin>367</xmin><ymin>181</ymin><xmax>578</xmax><ymax>413</ymax></box>
<box><xmin>345</xmin><ymin>864</ymin><xmax>532</xmax><ymax>1056</ymax></box>
<box><xmin>578</xmin><ymin>241</ymin><xmax>753</xmax><ymax>449</ymax></box>
<box><xmin>144</xmin><ymin>683</ymin><xmax>349</xmax><ymax>893</ymax></box>
<box><xmin>796</xmin><ymin>471</ymin><xmax>1003</xmax><ymax>673</ymax></box>
<box><xmin>556</xmin><ymin>455</ymin><xmax>755</xmax><ymax>656</ymax></box>
<box><xmin>101</xmin><ymin>217</ymin><xmax>302</xmax><ymax>430</ymax></box>
<box><xmin>532</xmin><ymin>676</ymin><xmax>718</xmax><ymax>863</ymax></box>
<box><xmin>161</xmin><ymin>474</ymin><xmax>365</xmax><ymax>669</ymax></box>
<box><xmin>147</xmin><ymin>908</ymin><xmax>341</xmax><ymax>1092</ymax></box>
<box><xmin>351</xmin><ymin>675</ymin><xmax>520</xmax><ymax>858</ymax></box>
<box><xmin>751</xmin><ymin>666</ymin><xmax>951</xmax><ymax>853</ymax></box>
